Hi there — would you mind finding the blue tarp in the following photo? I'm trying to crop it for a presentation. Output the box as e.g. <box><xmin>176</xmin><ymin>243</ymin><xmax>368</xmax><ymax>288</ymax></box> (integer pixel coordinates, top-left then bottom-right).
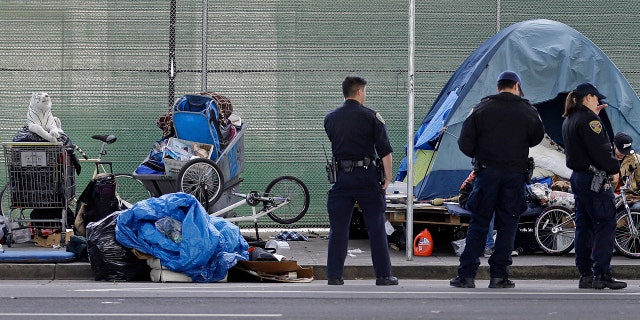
<box><xmin>400</xmin><ymin>19</ymin><xmax>640</xmax><ymax>200</ymax></box>
<box><xmin>115</xmin><ymin>192</ymin><xmax>249</xmax><ymax>283</ymax></box>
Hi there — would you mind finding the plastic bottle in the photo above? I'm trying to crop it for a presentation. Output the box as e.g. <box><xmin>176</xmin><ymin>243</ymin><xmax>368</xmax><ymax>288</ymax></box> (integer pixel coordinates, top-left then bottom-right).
<box><xmin>413</xmin><ymin>228</ymin><xmax>434</xmax><ymax>256</ymax></box>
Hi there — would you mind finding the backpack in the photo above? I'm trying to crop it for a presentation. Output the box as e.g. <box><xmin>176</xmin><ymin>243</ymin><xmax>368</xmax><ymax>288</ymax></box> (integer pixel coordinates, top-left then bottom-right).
<box><xmin>74</xmin><ymin>173</ymin><xmax>120</xmax><ymax>236</ymax></box>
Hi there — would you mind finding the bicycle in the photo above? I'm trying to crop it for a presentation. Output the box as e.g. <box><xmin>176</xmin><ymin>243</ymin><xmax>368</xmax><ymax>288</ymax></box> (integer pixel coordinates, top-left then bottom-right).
<box><xmin>534</xmin><ymin>175</ymin><xmax>640</xmax><ymax>258</ymax></box>
<box><xmin>71</xmin><ymin>134</ymin><xmax>150</xmax><ymax>207</ymax></box>
<box><xmin>0</xmin><ymin>134</ymin><xmax>150</xmax><ymax>246</ymax></box>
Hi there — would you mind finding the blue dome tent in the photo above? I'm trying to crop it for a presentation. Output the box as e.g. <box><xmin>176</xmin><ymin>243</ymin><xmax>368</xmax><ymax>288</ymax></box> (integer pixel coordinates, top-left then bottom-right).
<box><xmin>399</xmin><ymin>19</ymin><xmax>640</xmax><ymax>200</ymax></box>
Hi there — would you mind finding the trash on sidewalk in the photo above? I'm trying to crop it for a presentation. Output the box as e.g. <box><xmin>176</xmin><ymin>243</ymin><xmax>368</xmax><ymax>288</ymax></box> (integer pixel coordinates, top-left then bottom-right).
<box><xmin>34</xmin><ymin>229</ymin><xmax>74</xmax><ymax>248</ymax></box>
<box><xmin>274</xmin><ymin>231</ymin><xmax>309</xmax><ymax>241</ymax></box>
<box><xmin>227</xmin><ymin>260</ymin><xmax>313</xmax><ymax>283</ymax></box>
<box><xmin>347</xmin><ymin>248</ymin><xmax>364</xmax><ymax>257</ymax></box>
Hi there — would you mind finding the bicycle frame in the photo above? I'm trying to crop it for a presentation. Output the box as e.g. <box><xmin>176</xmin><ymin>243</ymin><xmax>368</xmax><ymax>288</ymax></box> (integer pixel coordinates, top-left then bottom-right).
<box><xmin>210</xmin><ymin>191</ymin><xmax>290</xmax><ymax>223</ymax></box>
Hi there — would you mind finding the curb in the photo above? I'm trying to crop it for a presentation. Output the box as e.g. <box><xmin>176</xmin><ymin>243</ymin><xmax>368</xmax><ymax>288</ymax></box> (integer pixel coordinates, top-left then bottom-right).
<box><xmin>4</xmin><ymin>263</ymin><xmax>638</xmax><ymax>281</ymax></box>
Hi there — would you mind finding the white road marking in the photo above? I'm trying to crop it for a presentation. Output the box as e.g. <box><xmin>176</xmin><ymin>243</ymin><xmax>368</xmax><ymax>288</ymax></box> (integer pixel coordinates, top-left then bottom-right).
<box><xmin>1</xmin><ymin>314</ymin><xmax>281</xmax><ymax>318</ymax></box>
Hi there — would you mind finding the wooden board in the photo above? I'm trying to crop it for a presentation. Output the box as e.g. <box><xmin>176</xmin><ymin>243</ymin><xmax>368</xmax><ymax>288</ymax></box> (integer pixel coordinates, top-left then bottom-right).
<box><xmin>386</xmin><ymin>203</ymin><xmax>469</xmax><ymax>226</ymax></box>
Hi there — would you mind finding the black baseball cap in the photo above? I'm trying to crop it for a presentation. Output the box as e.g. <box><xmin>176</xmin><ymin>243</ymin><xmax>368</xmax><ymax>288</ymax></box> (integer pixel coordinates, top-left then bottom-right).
<box><xmin>575</xmin><ymin>82</ymin><xmax>606</xmax><ymax>100</ymax></box>
<box><xmin>614</xmin><ymin>132</ymin><xmax>634</xmax><ymax>155</ymax></box>
<box><xmin>497</xmin><ymin>71</ymin><xmax>521</xmax><ymax>83</ymax></box>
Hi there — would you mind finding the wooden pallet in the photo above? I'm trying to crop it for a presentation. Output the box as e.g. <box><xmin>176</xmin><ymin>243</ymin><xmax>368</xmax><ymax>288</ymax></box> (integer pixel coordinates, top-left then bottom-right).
<box><xmin>386</xmin><ymin>203</ymin><xmax>468</xmax><ymax>226</ymax></box>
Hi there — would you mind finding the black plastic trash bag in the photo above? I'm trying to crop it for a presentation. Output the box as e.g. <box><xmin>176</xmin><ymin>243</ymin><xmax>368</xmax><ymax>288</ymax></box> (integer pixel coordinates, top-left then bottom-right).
<box><xmin>86</xmin><ymin>212</ymin><xmax>150</xmax><ymax>281</ymax></box>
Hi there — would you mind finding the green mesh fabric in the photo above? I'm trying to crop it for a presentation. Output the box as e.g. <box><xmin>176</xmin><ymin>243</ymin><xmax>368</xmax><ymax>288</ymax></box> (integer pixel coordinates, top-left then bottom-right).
<box><xmin>1</xmin><ymin>1</ymin><xmax>639</xmax><ymax>227</ymax></box>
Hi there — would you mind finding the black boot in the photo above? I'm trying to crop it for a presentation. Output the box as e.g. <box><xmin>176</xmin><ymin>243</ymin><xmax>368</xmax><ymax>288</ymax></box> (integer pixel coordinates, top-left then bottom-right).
<box><xmin>376</xmin><ymin>276</ymin><xmax>398</xmax><ymax>286</ymax></box>
<box><xmin>450</xmin><ymin>276</ymin><xmax>475</xmax><ymax>288</ymax></box>
<box><xmin>488</xmin><ymin>278</ymin><xmax>515</xmax><ymax>288</ymax></box>
<box><xmin>592</xmin><ymin>274</ymin><xmax>627</xmax><ymax>290</ymax></box>
<box><xmin>578</xmin><ymin>273</ymin><xmax>593</xmax><ymax>289</ymax></box>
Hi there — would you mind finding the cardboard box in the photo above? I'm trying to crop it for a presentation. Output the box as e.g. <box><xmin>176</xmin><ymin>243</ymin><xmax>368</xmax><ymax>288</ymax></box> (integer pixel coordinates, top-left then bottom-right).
<box><xmin>228</xmin><ymin>260</ymin><xmax>314</xmax><ymax>283</ymax></box>
<box><xmin>34</xmin><ymin>230</ymin><xmax>73</xmax><ymax>247</ymax></box>
<box><xmin>163</xmin><ymin>138</ymin><xmax>214</xmax><ymax>176</ymax></box>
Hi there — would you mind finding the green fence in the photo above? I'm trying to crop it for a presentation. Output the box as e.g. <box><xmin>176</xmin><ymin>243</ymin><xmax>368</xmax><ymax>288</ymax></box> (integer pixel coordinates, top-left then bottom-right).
<box><xmin>1</xmin><ymin>0</ymin><xmax>639</xmax><ymax>227</ymax></box>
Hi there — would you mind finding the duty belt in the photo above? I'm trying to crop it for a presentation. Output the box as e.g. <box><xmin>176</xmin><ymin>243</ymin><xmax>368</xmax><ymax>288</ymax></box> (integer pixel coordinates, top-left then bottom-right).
<box><xmin>338</xmin><ymin>158</ymin><xmax>376</xmax><ymax>171</ymax></box>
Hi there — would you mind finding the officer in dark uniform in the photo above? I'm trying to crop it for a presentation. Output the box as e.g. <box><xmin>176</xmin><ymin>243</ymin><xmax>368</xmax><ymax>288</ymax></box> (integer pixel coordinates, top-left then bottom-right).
<box><xmin>451</xmin><ymin>71</ymin><xmax>544</xmax><ymax>289</ymax></box>
<box><xmin>562</xmin><ymin>82</ymin><xmax>627</xmax><ymax>290</ymax></box>
<box><xmin>323</xmin><ymin>76</ymin><xmax>397</xmax><ymax>286</ymax></box>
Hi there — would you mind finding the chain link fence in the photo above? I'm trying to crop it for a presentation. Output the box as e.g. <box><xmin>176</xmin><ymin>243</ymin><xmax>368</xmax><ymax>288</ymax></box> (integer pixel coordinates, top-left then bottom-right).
<box><xmin>1</xmin><ymin>0</ymin><xmax>639</xmax><ymax>228</ymax></box>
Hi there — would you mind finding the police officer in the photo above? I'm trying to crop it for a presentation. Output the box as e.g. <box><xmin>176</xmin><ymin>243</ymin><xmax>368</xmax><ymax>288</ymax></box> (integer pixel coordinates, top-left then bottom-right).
<box><xmin>323</xmin><ymin>75</ymin><xmax>397</xmax><ymax>286</ymax></box>
<box><xmin>562</xmin><ymin>82</ymin><xmax>627</xmax><ymax>290</ymax></box>
<box><xmin>451</xmin><ymin>71</ymin><xmax>544</xmax><ymax>289</ymax></box>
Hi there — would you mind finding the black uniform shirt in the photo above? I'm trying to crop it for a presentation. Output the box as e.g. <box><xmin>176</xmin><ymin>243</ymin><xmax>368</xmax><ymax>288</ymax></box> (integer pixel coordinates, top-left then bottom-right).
<box><xmin>458</xmin><ymin>92</ymin><xmax>545</xmax><ymax>172</ymax></box>
<box><xmin>324</xmin><ymin>99</ymin><xmax>392</xmax><ymax>161</ymax></box>
<box><xmin>562</xmin><ymin>104</ymin><xmax>619</xmax><ymax>174</ymax></box>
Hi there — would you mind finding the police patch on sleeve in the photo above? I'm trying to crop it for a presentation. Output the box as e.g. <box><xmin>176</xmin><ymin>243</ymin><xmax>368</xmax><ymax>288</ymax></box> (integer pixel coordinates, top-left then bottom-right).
<box><xmin>589</xmin><ymin>120</ymin><xmax>602</xmax><ymax>134</ymax></box>
<box><xmin>376</xmin><ymin>112</ymin><xmax>386</xmax><ymax>124</ymax></box>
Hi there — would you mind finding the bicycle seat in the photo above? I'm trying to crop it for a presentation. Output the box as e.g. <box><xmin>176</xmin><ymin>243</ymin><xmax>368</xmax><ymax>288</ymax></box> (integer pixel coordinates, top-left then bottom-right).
<box><xmin>91</xmin><ymin>134</ymin><xmax>117</xmax><ymax>144</ymax></box>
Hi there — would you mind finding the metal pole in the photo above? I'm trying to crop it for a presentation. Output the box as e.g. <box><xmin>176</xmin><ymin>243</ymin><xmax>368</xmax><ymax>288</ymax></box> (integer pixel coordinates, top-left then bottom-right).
<box><xmin>496</xmin><ymin>0</ymin><xmax>501</xmax><ymax>33</ymax></box>
<box><xmin>168</xmin><ymin>0</ymin><xmax>177</xmax><ymax>107</ymax></box>
<box><xmin>201</xmin><ymin>0</ymin><xmax>208</xmax><ymax>91</ymax></box>
<box><xmin>406</xmin><ymin>0</ymin><xmax>415</xmax><ymax>261</ymax></box>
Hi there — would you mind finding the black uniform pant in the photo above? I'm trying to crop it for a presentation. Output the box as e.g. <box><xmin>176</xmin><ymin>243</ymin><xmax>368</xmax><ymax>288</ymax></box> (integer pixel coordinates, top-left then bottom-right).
<box><xmin>458</xmin><ymin>166</ymin><xmax>526</xmax><ymax>279</ymax></box>
<box><xmin>326</xmin><ymin>166</ymin><xmax>391</xmax><ymax>279</ymax></box>
<box><xmin>570</xmin><ymin>171</ymin><xmax>617</xmax><ymax>276</ymax></box>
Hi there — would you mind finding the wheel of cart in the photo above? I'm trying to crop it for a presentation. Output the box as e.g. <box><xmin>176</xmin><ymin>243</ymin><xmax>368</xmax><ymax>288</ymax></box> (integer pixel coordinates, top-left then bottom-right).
<box><xmin>534</xmin><ymin>206</ymin><xmax>576</xmax><ymax>255</ymax></box>
<box><xmin>177</xmin><ymin>158</ymin><xmax>224</xmax><ymax>208</ymax></box>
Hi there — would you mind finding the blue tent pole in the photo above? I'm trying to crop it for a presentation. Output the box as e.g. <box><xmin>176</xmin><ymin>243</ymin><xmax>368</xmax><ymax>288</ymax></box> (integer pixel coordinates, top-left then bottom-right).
<box><xmin>405</xmin><ymin>0</ymin><xmax>415</xmax><ymax>261</ymax></box>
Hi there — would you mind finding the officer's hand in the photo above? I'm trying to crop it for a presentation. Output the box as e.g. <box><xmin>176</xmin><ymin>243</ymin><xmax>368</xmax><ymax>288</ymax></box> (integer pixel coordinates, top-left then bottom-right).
<box><xmin>596</xmin><ymin>103</ymin><xmax>608</xmax><ymax>114</ymax></box>
<box><xmin>381</xmin><ymin>180</ymin><xmax>390</xmax><ymax>190</ymax></box>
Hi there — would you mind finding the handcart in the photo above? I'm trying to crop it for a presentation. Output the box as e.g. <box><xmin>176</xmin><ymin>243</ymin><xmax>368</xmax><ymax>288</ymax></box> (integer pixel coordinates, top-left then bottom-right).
<box><xmin>133</xmin><ymin>123</ymin><xmax>245</xmax><ymax>214</ymax></box>
<box><xmin>135</xmin><ymin>93</ymin><xmax>245</xmax><ymax>211</ymax></box>
<box><xmin>1</xmin><ymin>142</ymin><xmax>75</xmax><ymax>247</ymax></box>
<box><xmin>133</xmin><ymin>93</ymin><xmax>309</xmax><ymax>238</ymax></box>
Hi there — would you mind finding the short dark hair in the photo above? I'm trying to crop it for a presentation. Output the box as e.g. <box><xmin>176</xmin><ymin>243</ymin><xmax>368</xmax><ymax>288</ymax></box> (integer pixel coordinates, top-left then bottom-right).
<box><xmin>497</xmin><ymin>79</ymin><xmax>517</xmax><ymax>91</ymax></box>
<box><xmin>342</xmin><ymin>76</ymin><xmax>367</xmax><ymax>98</ymax></box>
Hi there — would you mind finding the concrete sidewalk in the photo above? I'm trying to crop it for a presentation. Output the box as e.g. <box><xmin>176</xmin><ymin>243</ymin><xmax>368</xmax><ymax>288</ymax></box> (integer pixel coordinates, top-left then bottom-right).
<box><xmin>1</xmin><ymin>231</ymin><xmax>639</xmax><ymax>281</ymax></box>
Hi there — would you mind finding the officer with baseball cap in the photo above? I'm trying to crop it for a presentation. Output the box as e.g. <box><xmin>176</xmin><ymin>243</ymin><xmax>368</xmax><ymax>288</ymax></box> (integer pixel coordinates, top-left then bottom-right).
<box><xmin>562</xmin><ymin>82</ymin><xmax>627</xmax><ymax>290</ymax></box>
<box><xmin>452</xmin><ymin>70</ymin><xmax>544</xmax><ymax>289</ymax></box>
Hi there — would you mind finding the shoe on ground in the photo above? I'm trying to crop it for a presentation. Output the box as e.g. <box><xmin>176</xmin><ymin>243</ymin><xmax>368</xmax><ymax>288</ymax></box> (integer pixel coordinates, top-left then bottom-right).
<box><xmin>592</xmin><ymin>274</ymin><xmax>627</xmax><ymax>290</ymax></box>
<box><xmin>450</xmin><ymin>276</ymin><xmax>475</xmax><ymax>288</ymax></box>
<box><xmin>511</xmin><ymin>250</ymin><xmax>519</xmax><ymax>256</ymax></box>
<box><xmin>376</xmin><ymin>276</ymin><xmax>398</xmax><ymax>286</ymax></box>
<box><xmin>578</xmin><ymin>273</ymin><xmax>593</xmax><ymax>289</ymax></box>
<box><xmin>488</xmin><ymin>278</ymin><xmax>515</xmax><ymax>288</ymax></box>
<box><xmin>327</xmin><ymin>278</ymin><xmax>344</xmax><ymax>285</ymax></box>
<box><xmin>483</xmin><ymin>247</ymin><xmax>494</xmax><ymax>258</ymax></box>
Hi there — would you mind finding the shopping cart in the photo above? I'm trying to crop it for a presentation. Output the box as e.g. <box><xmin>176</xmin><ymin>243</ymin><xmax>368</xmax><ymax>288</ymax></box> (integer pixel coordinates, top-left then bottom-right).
<box><xmin>1</xmin><ymin>142</ymin><xmax>75</xmax><ymax>247</ymax></box>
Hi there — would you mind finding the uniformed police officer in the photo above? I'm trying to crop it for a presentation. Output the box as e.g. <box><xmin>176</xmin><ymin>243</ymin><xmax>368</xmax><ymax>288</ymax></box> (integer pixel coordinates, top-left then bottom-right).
<box><xmin>323</xmin><ymin>76</ymin><xmax>397</xmax><ymax>286</ymax></box>
<box><xmin>562</xmin><ymin>82</ymin><xmax>627</xmax><ymax>290</ymax></box>
<box><xmin>451</xmin><ymin>71</ymin><xmax>544</xmax><ymax>289</ymax></box>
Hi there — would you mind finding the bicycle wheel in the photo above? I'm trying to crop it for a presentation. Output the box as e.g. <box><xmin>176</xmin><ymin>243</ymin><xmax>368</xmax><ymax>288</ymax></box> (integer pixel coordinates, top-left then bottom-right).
<box><xmin>534</xmin><ymin>206</ymin><xmax>575</xmax><ymax>255</ymax></box>
<box><xmin>264</xmin><ymin>175</ymin><xmax>310</xmax><ymax>224</ymax></box>
<box><xmin>177</xmin><ymin>158</ymin><xmax>224</xmax><ymax>207</ymax></box>
<box><xmin>0</xmin><ymin>183</ymin><xmax>9</xmax><ymax>220</ymax></box>
<box><xmin>614</xmin><ymin>210</ymin><xmax>640</xmax><ymax>258</ymax></box>
<box><xmin>114</xmin><ymin>173</ymin><xmax>151</xmax><ymax>206</ymax></box>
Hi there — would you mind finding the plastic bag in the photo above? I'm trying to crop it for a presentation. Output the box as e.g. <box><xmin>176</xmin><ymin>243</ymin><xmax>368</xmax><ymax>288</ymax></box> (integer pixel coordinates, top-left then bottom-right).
<box><xmin>115</xmin><ymin>192</ymin><xmax>249</xmax><ymax>283</ymax></box>
<box><xmin>155</xmin><ymin>217</ymin><xmax>182</xmax><ymax>243</ymax></box>
<box><xmin>451</xmin><ymin>238</ymin><xmax>466</xmax><ymax>257</ymax></box>
<box><xmin>86</xmin><ymin>212</ymin><xmax>150</xmax><ymax>281</ymax></box>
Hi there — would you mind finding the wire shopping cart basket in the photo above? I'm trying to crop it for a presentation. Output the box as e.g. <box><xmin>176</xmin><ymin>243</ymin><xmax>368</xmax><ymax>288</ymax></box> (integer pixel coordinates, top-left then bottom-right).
<box><xmin>1</xmin><ymin>142</ymin><xmax>75</xmax><ymax>246</ymax></box>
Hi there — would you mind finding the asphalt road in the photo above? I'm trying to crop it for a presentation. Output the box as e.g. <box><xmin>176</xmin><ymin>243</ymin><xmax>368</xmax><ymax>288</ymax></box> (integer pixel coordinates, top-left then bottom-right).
<box><xmin>1</xmin><ymin>280</ymin><xmax>639</xmax><ymax>319</ymax></box>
